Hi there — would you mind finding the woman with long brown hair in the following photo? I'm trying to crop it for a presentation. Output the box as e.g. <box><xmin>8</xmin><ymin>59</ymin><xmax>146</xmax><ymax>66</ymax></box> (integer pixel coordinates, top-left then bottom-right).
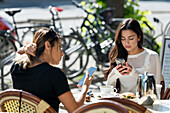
<box><xmin>103</xmin><ymin>18</ymin><xmax>162</xmax><ymax>93</ymax></box>
<box><xmin>10</xmin><ymin>28</ymin><xmax>93</xmax><ymax>113</ymax></box>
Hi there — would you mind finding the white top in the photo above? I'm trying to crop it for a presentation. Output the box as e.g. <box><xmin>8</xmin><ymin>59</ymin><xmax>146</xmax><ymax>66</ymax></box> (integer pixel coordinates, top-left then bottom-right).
<box><xmin>106</xmin><ymin>48</ymin><xmax>162</xmax><ymax>93</ymax></box>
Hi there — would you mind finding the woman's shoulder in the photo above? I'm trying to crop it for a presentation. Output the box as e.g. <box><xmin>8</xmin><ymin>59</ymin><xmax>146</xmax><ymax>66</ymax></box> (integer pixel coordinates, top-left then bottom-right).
<box><xmin>144</xmin><ymin>48</ymin><xmax>160</xmax><ymax>62</ymax></box>
<box><xmin>45</xmin><ymin>64</ymin><xmax>63</xmax><ymax>73</ymax></box>
<box><xmin>144</xmin><ymin>48</ymin><xmax>159</xmax><ymax>56</ymax></box>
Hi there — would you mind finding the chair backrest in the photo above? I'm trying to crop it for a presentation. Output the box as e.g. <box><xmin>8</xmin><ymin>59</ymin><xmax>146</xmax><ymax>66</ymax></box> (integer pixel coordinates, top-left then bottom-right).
<box><xmin>100</xmin><ymin>97</ymin><xmax>151</xmax><ymax>113</ymax></box>
<box><xmin>162</xmin><ymin>84</ymin><xmax>170</xmax><ymax>99</ymax></box>
<box><xmin>0</xmin><ymin>89</ymin><xmax>56</xmax><ymax>113</ymax></box>
<box><xmin>73</xmin><ymin>100</ymin><xmax>129</xmax><ymax>113</ymax></box>
<box><xmin>164</xmin><ymin>21</ymin><xmax>170</xmax><ymax>37</ymax></box>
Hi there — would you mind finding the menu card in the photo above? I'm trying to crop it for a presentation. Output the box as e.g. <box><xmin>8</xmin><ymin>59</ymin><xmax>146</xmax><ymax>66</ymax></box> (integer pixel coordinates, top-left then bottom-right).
<box><xmin>161</xmin><ymin>38</ymin><xmax>170</xmax><ymax>90</ymax></box>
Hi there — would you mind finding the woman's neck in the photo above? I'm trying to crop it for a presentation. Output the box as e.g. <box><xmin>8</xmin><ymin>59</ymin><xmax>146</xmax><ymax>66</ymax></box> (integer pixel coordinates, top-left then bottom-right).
<box><xmin>29</xmin><ymin>59</ymin><xmax>46</xmax><ymax>68</ymax></box>
<box><xmin>128</xmin><ymin>48</ymin><xmax>144</xmax><ymax>55</ymax></box>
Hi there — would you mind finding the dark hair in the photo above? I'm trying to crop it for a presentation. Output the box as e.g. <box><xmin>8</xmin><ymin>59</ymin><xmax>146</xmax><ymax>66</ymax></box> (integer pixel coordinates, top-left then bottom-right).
<box><xmin>103</xmin><ymin>18</ymin><xmax>144</xmax><ymax>79</ymax></box>
<box><xmin>17</xmin><ymin>28</ymin><xmax>62</xmax><ymax>69</ymax></box>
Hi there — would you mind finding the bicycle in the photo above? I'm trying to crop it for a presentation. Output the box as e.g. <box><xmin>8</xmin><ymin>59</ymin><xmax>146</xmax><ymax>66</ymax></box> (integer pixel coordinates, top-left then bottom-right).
<box><xmin>69</xmin><ymin>0</ymin><xmax>119</xmax><ymax>72</ymax></box>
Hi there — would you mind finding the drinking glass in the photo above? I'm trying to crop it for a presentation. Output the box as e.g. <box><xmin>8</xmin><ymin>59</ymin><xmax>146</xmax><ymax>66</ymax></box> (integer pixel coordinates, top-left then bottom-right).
<box><xmin>156</xmin><ymin>84</ymin><xmax>162</xmax><ymax>100</ymax></box>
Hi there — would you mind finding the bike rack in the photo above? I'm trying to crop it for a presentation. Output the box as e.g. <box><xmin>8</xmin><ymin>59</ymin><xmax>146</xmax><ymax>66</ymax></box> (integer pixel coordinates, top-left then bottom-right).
<box><xmin>0</xmin><ymin>52</ymin><xmax>16</xmax><ymax>90</ymax></box>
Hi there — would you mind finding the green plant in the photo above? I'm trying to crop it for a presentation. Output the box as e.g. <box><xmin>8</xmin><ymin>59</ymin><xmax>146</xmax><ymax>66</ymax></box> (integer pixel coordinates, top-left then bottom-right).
<box><xmin>124</xmin><ymin>0</ymin><xmax>152</xmax><ymax>34</ymax></box>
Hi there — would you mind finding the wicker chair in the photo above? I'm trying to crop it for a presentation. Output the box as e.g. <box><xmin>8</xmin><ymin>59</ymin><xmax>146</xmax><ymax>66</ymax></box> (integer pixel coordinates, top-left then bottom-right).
<box><xmin>100</xmin><ymin>97</ymin><xmax>151</xmax><ymax>113</ymax></box>
<box><xmin>0</xmin><ymin>89</ymin><xmax>56</xmax><ymax>113</ymax></box>
<box><xmin>162</xmin><ymin>84</ymin><xmax>170</xmax><ymax>99</ymax></box>
<box><xmin>73</xmin><ymin>100</ymin><xmax>129</xmax><ymax>113</ymax></box>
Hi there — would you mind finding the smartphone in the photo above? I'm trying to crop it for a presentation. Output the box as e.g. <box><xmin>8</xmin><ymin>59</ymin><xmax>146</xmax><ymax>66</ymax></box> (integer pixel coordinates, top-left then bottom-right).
<box><xmin>115</xmin><ymin>58</ymin><xmax>125</xmax><ymax>66</ymax></box>
<box><xmin>77</xmin><ymin>66</ymin><xmax>97</xmax><ymax>88</ymax></box>
<box><xmin>115</xmin><ymin>58</ymin><xmax>128</xmax><ymax>72</ymax></box>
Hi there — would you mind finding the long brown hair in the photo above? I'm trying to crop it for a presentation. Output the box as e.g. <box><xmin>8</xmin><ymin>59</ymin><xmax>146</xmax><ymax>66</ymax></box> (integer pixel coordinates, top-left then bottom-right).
<box><xmin>16</xmin><ymin>28</ymin><xmax>61</xmax><ymax>69</ymax></box>
<box><xmin>103</xmin><ymin>18</ymin><xmax>144</xmax><ymax>80</ymax></box>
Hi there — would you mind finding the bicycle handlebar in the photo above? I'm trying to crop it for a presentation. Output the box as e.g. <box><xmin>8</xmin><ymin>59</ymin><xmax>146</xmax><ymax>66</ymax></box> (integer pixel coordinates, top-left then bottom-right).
<box><xmin>143</xmin><ymin>21</ymin><xmax>153</xmax><ymax>31</ymax></box>
<box><xmin>144</xmin><ymin>17</ymin><xmax>163</xmax><ymax>38</ymax></box>
<box><xmin>153</xmin><ymin>17</ymin><xmax>159</xmax><ymax>23</ymax></box>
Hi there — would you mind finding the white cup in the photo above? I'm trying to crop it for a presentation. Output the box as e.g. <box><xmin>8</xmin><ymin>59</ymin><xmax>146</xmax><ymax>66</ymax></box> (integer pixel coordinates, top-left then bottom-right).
<box><xmin>99</xmin><ymin>86</ymin><xmax>117</xmax><ymax>94</ymax></box>
<box><xmin>156</xmin><ymin>84</ymin><xmax>162</xmax><ymax>100</ymax></box>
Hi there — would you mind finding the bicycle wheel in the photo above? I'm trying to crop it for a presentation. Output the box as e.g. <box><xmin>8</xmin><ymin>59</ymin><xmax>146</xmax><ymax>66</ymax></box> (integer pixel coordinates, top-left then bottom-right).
<box><xmin>61</xmin><ymin>35</ymin><xmax>89</xmax><ymax>79</ymax></box>
<box><xmin>143</xmin><ymin>34</ymin><xmax>154</xmax><ymax>50</ymax></box>
<box><xmin>21</xmin><ymin>28</ymin><xmax>35</xmax><ymax>45</ymax></box>
<box><xmin>0</xmin><ymin>34</ymin><xmax>17</xmax><ymax>60</ymax></box>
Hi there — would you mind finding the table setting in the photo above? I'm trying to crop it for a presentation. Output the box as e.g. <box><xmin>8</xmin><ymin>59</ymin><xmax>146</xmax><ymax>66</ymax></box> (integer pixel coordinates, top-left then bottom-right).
<box><xmin>84</xmin><ymin>84</ymin><xmax>170</xmax><ymax>113</ymax></box>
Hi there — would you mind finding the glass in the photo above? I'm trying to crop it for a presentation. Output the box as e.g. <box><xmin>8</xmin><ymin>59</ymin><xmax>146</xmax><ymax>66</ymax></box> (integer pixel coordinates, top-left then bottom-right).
<box><xmin>156</xmin><ymin>84</ymin><xmax>162</xmax><ymax>100</ymax></box>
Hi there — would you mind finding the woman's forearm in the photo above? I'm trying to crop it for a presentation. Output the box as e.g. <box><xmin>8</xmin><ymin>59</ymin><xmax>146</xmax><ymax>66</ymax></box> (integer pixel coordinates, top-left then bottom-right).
<box><xmin>76</xmin><ymin>85</ymin><xmax>88</xmax><ymax>107</ymax></box>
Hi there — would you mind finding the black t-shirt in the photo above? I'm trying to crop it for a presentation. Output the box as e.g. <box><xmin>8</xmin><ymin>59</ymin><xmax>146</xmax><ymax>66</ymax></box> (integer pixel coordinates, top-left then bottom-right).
<box><xmin>10</xmin><ymin>62</ymin><xmax>70</xmax><ymax>112</ymax></box>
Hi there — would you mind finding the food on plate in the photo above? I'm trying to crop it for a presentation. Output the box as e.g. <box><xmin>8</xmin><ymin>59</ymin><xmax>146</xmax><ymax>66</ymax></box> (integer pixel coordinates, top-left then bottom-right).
<box><xmin>97</xmin><ymin>95</ymin><xmax>101</xmax><ymax>98</ymax></box>
<box><xmin>85</xmin><ymin>95</ymin><xmax>91</xmax><ymax>102</ymax></box>
<box><xmin>122</xmin><ymin>92</ymin><xmax>136</xmax><ymax>99</ymax></box>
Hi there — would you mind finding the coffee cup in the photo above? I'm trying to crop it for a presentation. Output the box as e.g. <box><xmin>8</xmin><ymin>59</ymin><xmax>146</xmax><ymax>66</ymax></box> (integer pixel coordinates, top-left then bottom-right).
<box><xmin>99</xmin><ymin>86</ymin><xmax>117</xmax><ymax>94</ymax></box>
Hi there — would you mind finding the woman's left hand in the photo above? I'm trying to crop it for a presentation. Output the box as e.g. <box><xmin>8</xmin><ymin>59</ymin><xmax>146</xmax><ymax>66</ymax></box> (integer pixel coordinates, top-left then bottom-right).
<box><xmin>25</xmin><ymin>43</ymin><xmax>37</xmax><ymax>57</ymax></box>
<box><xmin>82</xmin><ymin>72</ymin><xmax>93</xmax><ymax>93</ymax></box>
<box><xmin>17</xmin><ymin>43</ymin><xmax>36</xmax><ymax>57</ymax></box>
<box><xmin>121</xmin><ymin>62</ymin><xmax>132</xmax><ymax>75</ymax></box>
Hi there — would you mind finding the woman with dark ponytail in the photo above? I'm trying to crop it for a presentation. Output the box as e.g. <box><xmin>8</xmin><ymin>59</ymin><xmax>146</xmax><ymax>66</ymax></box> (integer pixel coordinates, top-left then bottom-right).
<box><xmin>11</xmin><ymin>28</ymin><xmax>93</xmax><ymax>113</ymax></box>
<box><xmin>103</xmin><ymin>18</ymin><xmax>162</xmax><ymax>93</ymax></box>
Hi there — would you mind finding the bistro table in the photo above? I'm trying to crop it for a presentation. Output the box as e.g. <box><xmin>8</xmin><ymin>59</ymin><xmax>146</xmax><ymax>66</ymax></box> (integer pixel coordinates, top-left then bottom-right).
<box><xmin>144</xmin><ymin>100</ymin><xmax>170</xmax><ymax>113</ymax></box>
<box><xmin>59</xmin><ymin>92</ymin><xmax>170</xmax><ymax>113</ymax></box>
<box><xmin>85</xmin><ymin>92</ymin><xmax>170</xmax><ymax>113</ymax></box>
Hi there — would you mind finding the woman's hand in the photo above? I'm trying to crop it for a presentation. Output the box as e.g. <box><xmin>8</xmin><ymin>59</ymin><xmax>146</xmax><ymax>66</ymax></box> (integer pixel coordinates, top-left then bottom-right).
<box><xmin>25</xmin><ymin>43</ymin><xmax>36</xmax><ymax>57</ymax></box>
<box><xmin>17</xmin><ymin>43</ymin><xmax>36</xmax><ymax>57</ymax></box>
<box><xmin>82</xmin><ymin>72</ymin><xmax>93</xmax><ymax>93</ymax></box>
<box><xmin>59</xmin><ymin>73</ymin><xmax>93</xmax><ymax>113</ymax></box>
<box><xmin>116</xmin><ymin>62</ymin><xmax>132</xmax><ymax>75</ymax></box>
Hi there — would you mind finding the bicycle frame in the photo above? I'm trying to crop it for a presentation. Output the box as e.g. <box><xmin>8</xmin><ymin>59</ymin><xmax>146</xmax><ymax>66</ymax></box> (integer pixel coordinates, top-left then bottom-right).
<box><xmin>80</xmin><ymin>8</ymin><xmax>114</xmax><ymax>42</ymax></box>
<box><xmin>72</xmin><ymin>0</ymin><xmax>114</xmax><ymax>66</ymax></box>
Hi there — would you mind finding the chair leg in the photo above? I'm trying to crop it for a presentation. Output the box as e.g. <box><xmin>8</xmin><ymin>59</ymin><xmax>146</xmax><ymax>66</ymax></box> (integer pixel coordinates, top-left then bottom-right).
<box><xmin>162</xmin><ymin>87</ymin><xmax>170</xmax><ymax>99</ymax></box>
<box><xmin>1</xmin><ymin>67</ymin><xmax>9</xmax><ymax>90</ymax></box>
<box><xmin>160</xmin><ymin>81</ymin><xmax>165</xmax><ymax>99</ymax></box>
<box><xmin>1</xmin><ymin>67</ymin><xmax>5</xmax><ymax>90</ymax></box>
